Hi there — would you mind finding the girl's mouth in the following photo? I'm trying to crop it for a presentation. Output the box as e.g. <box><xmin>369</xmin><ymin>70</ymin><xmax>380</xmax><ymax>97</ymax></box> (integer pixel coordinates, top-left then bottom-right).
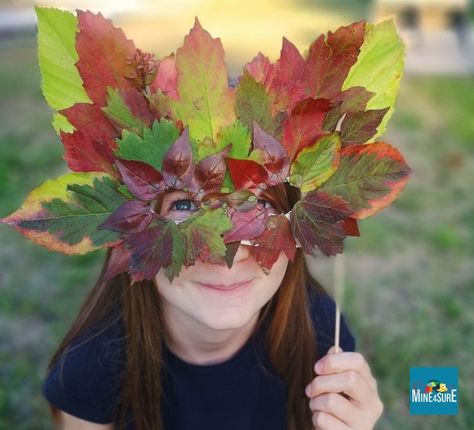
<box><xmin>195</xmin><ymin>278</ymin><xmax>254</xmax><ymax>293</ymax></box>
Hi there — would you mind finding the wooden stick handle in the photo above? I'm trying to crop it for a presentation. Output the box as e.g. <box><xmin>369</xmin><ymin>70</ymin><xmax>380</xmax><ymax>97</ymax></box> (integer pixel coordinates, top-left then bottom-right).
<box><xmin>333</xmin><ymin>253</ymin><xmax>345</xmax><ymax>354</ymax></box>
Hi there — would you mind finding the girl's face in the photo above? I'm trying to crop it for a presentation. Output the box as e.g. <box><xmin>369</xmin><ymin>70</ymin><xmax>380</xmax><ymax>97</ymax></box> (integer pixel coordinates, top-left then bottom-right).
<box><xmin>154</xmin><ymin>190</ymin><xmax>289</xmax><ymax>331</ymax></box>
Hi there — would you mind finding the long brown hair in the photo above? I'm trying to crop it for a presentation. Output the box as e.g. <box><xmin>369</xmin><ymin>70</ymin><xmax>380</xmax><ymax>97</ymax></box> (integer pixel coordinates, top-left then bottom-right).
<box><xmin>45</xmin><ymin>182</ymin><xmax>326</xmax><ymax>430</ymax></box>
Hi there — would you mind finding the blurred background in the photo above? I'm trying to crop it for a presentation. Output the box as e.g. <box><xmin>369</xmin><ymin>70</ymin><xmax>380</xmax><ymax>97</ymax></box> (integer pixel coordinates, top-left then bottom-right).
<box><xmin>0</xmin><ymin>0</ymin><xmax>473</xmax><ymax>429</ymax></box>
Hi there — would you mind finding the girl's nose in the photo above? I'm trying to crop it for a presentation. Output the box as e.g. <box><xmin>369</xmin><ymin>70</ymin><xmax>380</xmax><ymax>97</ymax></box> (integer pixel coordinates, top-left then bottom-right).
<box><xmin>231</xmin><ymin>242</ymin><xmax>252</xmax><ymax>264</ymax></box>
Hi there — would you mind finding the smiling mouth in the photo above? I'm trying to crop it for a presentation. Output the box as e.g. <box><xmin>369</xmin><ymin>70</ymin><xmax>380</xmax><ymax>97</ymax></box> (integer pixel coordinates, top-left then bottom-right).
<box><xmin>196</xmin><ymin>279</ymin><xmax>254</xmax><ymax>291</ymax></box>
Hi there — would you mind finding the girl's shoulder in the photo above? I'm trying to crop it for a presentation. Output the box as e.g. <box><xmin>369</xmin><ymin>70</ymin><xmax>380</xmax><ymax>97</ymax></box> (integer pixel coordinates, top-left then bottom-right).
<box><xmin>42</xmin><ymin>316</ymin><xmax>126</xmax><ymax>424</ymax></box>
<box><xmin>305</xmin><ymin>284</ymin><xmax>356</xmax><ymax>356</ymax></box>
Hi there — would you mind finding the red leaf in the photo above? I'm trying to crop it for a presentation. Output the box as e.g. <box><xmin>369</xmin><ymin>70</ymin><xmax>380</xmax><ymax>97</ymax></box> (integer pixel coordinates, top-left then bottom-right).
<box><xmin>282</xmin><ymin>98</ymin><xmax>332</xmax><ymax>161</ymax></box>
<box><xmin>245</xmin><ymin>52</ymin><xmax>274</xmax><ymax>89</ymax></box>
<box><xmin>102</xmin><ymin>245</ymin><xmax>132</xmax><ymax>282</ymax></box>
<box><xmin>290</xmin><ymin>190</ymin><xmax>353</xmax><ymax>256</ymax></box>
<box><xmin>225</xmin><ymin>158</ymin><xmax>268</xmax><ymax>192</ymax></box>
<box><xmin>76</xmin><ymin>10</ymin><xmax>138</xmax><ymax>107</ymax></box>
<box><xmin>61</xmin><ymin>129</ymin><xmax>118</xmax><ymax>178</ymax></box>
<box><xmin>340</xmin><ymin>108</ymin><xmax>390</xmax><ymax>146</ymax></box>
<box><xmin>341</xmin><ymin>217</ymin><xmax>360</xmax><ymax>236</ymax></box>
<box><xmin>124</xmin><ymin>215</ymin><xmax>174</xmax><ymax>282</ymax></box>
<box><xmin>119</xmin><ymin>88</ymin><xmax>156</xmax><ymax>127</ymax></box>
<box><xmin>249</xmin><ymin>214</ymin><xmax>296</xmax><ymax>270</ymax></box>
<box><xmin>188</xmin><ymin>145</ymin><xmax>231</xmax><ymax>200</ymax></box>
<box><xmin>223</xmin><ymin>206</ymin><xmax>268</xmax><ymax>243</ymax></box>
<box><xmin>150</xmin><ymin>54</ymin><xmax>178</xmax><ymax>100</ymax></box>
<box><xmin>304</xmin><ymin>21</ymin><xmax>365</xmax><ymax>100</ymax></box>
<box><xmin>98</xmin><ymin>200</ymin><xmax>153</xmax><ymax>233</ymax></box>
<box><xmin>162</xmin><ymin>128</ymin><xmax>194</xmax><ymax>189</ymax></box>
<box><xmin>115</xmin><ymin>159</ymin><xmax>166</xmax><ymax>200</ymax></box>
<box><xmin>60</xmin><ymin>103</ymin><xmax>120</xmax><ymax>141</ymax></box>
<box><xmin>269</xmin><ymin>37</ymin><xmax>307</xmax><ymax>113</ymax></box>
<box><xmin>252</xmin><ymin>122</ymin><xmax>289</xmax><ymax>185</ymax></box>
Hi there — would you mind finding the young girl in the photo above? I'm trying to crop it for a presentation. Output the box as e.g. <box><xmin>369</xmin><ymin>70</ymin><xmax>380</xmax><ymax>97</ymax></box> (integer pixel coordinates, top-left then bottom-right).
<box><xmin>42</xmin><ymin>182</ymin><xmax>384</xmax><ymax>430</ymax></box>
<box><xmin>1</xmin><ymin>7</ymin><xmax>408</xmax><ymax>430</ymax></box>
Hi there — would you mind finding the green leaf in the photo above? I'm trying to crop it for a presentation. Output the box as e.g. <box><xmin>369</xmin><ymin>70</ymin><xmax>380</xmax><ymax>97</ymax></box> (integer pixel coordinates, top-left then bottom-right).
<box><xmin>215</xmin><ymin>120</ymin><xmax>252</xmax><ymax>160</ymax></box>
<box><xmin>35</xmin><ymin>7</ymin><xmax>92</xmax><ymax>133</ymax></box>
<box><xmin>289</xmin><ymin>133</ymin><xmax>341</xmax><ymax>193</ymax></box>
<box><xmin>342</xmin><ymin>19</ymin><xmax>405</xmax><ymax>140</ymax></box>
<box><xmin>171</xmin><ymin>19</ymin><xmax>235</xmax><ymax>142</ymax></box>
<box><xmin>102</xmin><ymin>88</ymin><xmax>145</xmax><ymax>135</ymax></box>
<box><xmin>318</xmin><ymin>142</ymin><xmax>411</xmax><ymax>219</ymax></box>
<box><xmin>235</xmin><ymin>71</ymin><xmax>283</xmax><ymax>137</ymax></box>
<box><xmin>115</xmin><ymin>119</ymin><xmax>180</xmax><ymax>171</ymax></box>
<box><xmin>1</xmin><ymin>173</ymin><xmax>126</xmax><ymax>254</ymax></box>
<box><xmin>179</xmin><ymin>207</ymin><xmax>232</xmax><ymax>266</ymax></box>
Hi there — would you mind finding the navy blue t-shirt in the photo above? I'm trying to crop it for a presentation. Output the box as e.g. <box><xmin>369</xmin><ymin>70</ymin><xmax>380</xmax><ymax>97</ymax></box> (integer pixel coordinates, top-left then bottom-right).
<box><xmin>42</xmin><ymin>288</ymin><xmax>356</xmax><ymax>429</ymax></box>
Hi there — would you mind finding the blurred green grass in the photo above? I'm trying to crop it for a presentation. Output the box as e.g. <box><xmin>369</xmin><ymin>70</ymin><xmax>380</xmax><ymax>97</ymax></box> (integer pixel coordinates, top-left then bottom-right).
<box><xmin>0</xmin><ymin>31</ymin><xmax>473</xmax><ymax>430</ymax></box>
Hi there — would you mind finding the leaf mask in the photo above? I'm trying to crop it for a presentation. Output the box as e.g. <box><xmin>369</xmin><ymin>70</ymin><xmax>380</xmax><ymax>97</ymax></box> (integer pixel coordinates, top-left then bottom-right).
<box><xmin>0</xmin><ymin>8</ymin><xmax>411</xmax><ymax>284</ymax></box>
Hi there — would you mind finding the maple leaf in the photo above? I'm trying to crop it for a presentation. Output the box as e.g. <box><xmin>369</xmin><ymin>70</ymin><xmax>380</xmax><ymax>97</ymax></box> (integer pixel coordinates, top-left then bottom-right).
<box><xmin>124</xmin><ymin>215</ymin><xmax>182</xmax><ymax>283</ymax></box>
<box><xmin>150</xmin><ymin>54</ymin><xmax>178</xmax><ymax>100</ymax></box>
<box><xmin>282</xmin><ymin>98</ymin><xmax>332</xmax><ymax>161</ymax></box>
<box><xmin>304</xmin><ymin>21</ymin><xmax>365</xmax><ymax>101</ymax></box>
<box><xmin>235</xmin><ymin>71</ymin><xmax>285</xmax><ymax>137</ymax></box>
<box><xmin>178</xmin><ymin>207</ymin><xmax>232</xmax><ymax>267</ymax></box>
<box><xmin>114</xmin><ymin>119</ymin><xmax>180</xmax><ymax>172</ymax></box>
<box><xmin>318</xmin><ymin>142</ymin><xmax>411</xmax><ymax>218</ymax></box>
<box><xmin>102</xmin><ymin>88</ymin><xmax>155</xmax><ymax>134</ymax></box>
<box><xmin>76</xmin><ymin>10</ymin><xmax>138</xmax><ymax>107</ymax></box>
<box><xmin>171</xmin><ymin>18</ymin><xmax>235</xmax><ymax>142</ymax></box>
<box><xmin>249</xmin><ymin>214</ymin><xmax>297</xmax><ymax>271</ymax></box>
<box><xmin>290</xmin><ymin>190</ymin><xmax>353</xmax><ymax>256</ymax></box>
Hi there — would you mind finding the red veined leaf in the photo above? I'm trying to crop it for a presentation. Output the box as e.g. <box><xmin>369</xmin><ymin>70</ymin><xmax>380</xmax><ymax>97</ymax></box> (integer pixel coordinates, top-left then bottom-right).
<box><xmin>268</xmin><ymin>37</ymin><xmax>307</xmax><ymax>114</ymax></box>
<box><xmin>98</xmin><ymin>200</ymin><xmax>153</xmax><ymax>233</ymax></box>
<box><xmin>188</xmin><ymin>144</ymin><xmax>231</xmax><ymax>200</ymax></box>
<box><xmin>162</xmin><ymin>127</ymin><xmax>194</xmax><ymax>189</ymax></box>
<box><xmin>249</xmin><ymin>213</ymin><xmax>296</xmax><ymax>270</ymax></box>
<box><xmin>282</xmin><ymin>98</ymin><xmax>332</xmax><ymax>161</ymax></box>
<box><xmin>304</xmin><ymin>21</ymin><xmax>365</xmax><ymax>101</ymax></box>
<box><xmin>124</xmin><ymin>215</ymin><xmax>181</xmax><ymax>283</ymax></box>
<box><xmin>115</xmin><ymin>159</ymin><xmax>166</xmax><ymax>201</ymax></box>
<box><xmin>225</xmin><ymin>158</ymin><xmax>268</xmax><ymax>193</ymax></box>
<box><xmin>318</xmin><ymin>141</ymin><xmax>411</xmax><ymax>219</ymax></box>
<box><xmin>60</xmin><ymin>103</ymin><xmax>120</xmax><ymax>141</ymax></box>
<box><xmin>290</xmin><ymin>190</ymin><xmax>353</xmax><ymax>256</ymax></box>
<box><xmin>223</xmin><ymin>206</ymin><xmax>268</xmax><ymax>242</ymax></box>
<box><xmin>60</xmin><ymin>129</ymin><xmax>118</xmax><ymax>178</ymax></box>
<box><xmin>251</xmin><ymin>122</ymin><xmax>289</xmax><ymax>185</ymax></box>
<box><xmin>340</xmin><ymin>108</ymin><xmax>390</xmax><ymax>146</ymax></box>
<box><xmin>76</xmin><ymin>10</ymin><xmax>138</xmax><ymax>107</ymax></box>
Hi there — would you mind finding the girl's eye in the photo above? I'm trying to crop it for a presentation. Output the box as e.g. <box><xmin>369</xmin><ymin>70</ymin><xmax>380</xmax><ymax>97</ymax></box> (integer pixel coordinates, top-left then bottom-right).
<box><xmin>170</xmin><ymin>199</ymin><xmax>198</xmax><ymax>212</ymax></box>
<box><xmin>257</xmin><ymin>198</ymin><xmax>276</xmax><ymax>212</ymax></box>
